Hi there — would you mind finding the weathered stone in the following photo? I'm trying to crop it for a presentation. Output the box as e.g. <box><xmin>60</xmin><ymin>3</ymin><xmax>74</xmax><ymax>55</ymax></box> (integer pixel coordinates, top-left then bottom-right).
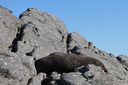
<box><xmin>70</xmin><ymin>46</ymin><xmax>128</xmax><ymax>84</ymax></box>
<box><xmin>17</xmin><ymin>8</ymin><xmax>68</xmax><ymax>59</ymax></box>
<box><xmin>0</xmin><ymin>52</ymin><xmax>36</xmax><ymax>85</ymax></box>
<box><xmin>67</xmin><ymin>32</ymin><xmax>88</xmax><ymax>52</ymax></box>
<box><xmin>28</xmin><ymin>73</ymin><xmax>47</xmax><ymax>85</ymax></box>
<box><xmin>60</xmin><ymin>72</ymin><xmax>87</xmax><ymax>85</ymax></box>
<box><xmin>47</xmin><ymin>72</ymin><xmax>61</xmax><ymax>85</ymax></box>
<box><xmin>0</xmin><ymin>78</ymin><xmax>20</xmax><ymax>85</ymax></box>
<box><xmin>88</xmin><ymin>42</ymin><xmax>101</xmax><ymax>54</ymax></box>
<box><xmin>0</xmin><ymin>5</ymin><xmax>128</xmax><ymax>85</ymax></box>
<box><xmin>75</xmin><ymin>64</ymin><xmax>128</xmax><ymax>85</ymax></box>
<box><xmin>0</xmin><ymin>6</ymin><xmax>21</xmax><ymax>53</ymax></box>
<box><xmin>117</xmin><ymin>55</ymin><xmax>128</xmax><ymax>71</ymax></box>
<box><xmin>67</xmin><ymin>32</ymin><xmax>107</xmax><ymax>56</ymax></box>
<box><xmin>0</xmin><ymin>5</ymin><xmax>13</xmax><ymax>13</ymax></box>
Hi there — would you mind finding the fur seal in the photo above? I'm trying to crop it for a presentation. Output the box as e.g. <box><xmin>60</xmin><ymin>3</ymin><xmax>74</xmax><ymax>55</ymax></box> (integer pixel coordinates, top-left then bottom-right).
<box><xmin>35</xmin><ymin>52</ymin><xmax>108</xmax><ymax>74</ymax></box>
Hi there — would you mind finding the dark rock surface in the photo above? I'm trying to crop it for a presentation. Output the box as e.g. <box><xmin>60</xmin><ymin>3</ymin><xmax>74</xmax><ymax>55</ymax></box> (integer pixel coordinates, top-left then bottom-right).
<box><xmin>0</xmin><ymin>5</ymin><xmax>128</xmax><ymax>85</ymax></box>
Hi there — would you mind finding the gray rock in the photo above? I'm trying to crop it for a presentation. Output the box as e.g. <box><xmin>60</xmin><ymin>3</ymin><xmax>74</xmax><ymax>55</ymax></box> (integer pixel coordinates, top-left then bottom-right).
<box><xmin>67</xmin><ymin>32</ymin><xmax>106</xmax><ymax>56</ymax></box>
<box><xmin>47</xmin><ymin>72</ymin><xmax>61</xmax><ymax>85</ymax></box>
<box><xmin>28</xmin><ymin>73</ymin><xmax>47</xmax><ymax>85</ymax></box>
<box><xmin>0</xmin><ymin>5</ymin><xmax>13</xmax><ymax>13</ymax></box>
<box><xmin>17</xmin><ymin>8</ymin><xmax>68</xmax><ymax>59</ymax></box>
<box><xmin>75</xmin><ymin>64</ymin><xmax>128</xmax><ymax>85</ymax></box>
<box><xmin>70</xmin><ymin>46</ymin><xmax>128</xmax><ymax>84</ymax></box>
<box><xmin>0</xmin><ymin>52</ymin><xmax>36</xmax><ymax>85</ymax></box>
<box><xmin>60</xmin><ymin>72</ymin><xmax>87</xmax><ymax>85</ymax></box>
<box><xmin>0</xmin><ymin>6</ymin><xmax>21</xmax><ymax>53</ymax></box>
<box><xmin>88</xmin><ymin>42</ymin><xmax>102</xmax><ymax>54</ymax></box>
<box><xmin>39</xmin><ymin>29</ymin><xmax>128</xmax><ymax>85</ymax></box>
<box><xmin>0</xmin><ymin>78</ymin><xmax>21</xmax><ymax>85</ymax></box>
<box><xmin>67</xmin><ymin>32</ymin><xmax>88</xmax><ymax>52</ymax></box>
<box><xmin>117</xmin><ymin>55</ymin><xmax>128</xmax><ymax>71</ymax></box>
<box><xmin>0</xmin><ymin>5</ymin><xmax>128</xmax><ymax>85</ymax></box>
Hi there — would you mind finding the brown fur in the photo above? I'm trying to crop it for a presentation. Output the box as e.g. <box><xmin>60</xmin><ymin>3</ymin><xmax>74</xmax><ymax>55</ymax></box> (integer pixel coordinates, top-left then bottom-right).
<box><xmin>35</xmin><ymin>52</ymin><xmax>108</xmax><ymax>74</ymax></box>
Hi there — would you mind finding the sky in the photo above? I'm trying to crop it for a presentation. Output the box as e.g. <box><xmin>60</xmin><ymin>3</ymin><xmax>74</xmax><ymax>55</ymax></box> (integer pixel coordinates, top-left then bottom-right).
<box><xmin>1</xmin><ymin>0</ymin><xmax>128</xmax><ymax>56</ymax></box>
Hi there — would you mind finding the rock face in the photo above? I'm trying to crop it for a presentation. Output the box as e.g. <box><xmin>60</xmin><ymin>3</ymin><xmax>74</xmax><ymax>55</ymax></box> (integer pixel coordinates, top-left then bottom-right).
<box><xmin>117</xmin><ymin>55</ymin><xmax>128</xmax><ymax>71</ymax></box>
<box><xmin>67</xmin><ymin>32</ymin><xmax>88</xmax><ymax>52</ymax></box>
<box><xmin>0</xmin><ymin>5</ymin><xmax>21</xmax><ymax>53</ymax></box>
<box><xmin>0</xmin><ymin>5</ymin><xmax>128</xmax><ymax>85</ymax></box>
<box><xmin>18</xmin><ymin>8</ymin><xmax>68</xmax><ymax>59</ymax></box>
<box><xmin>0</xmin><ymin>52</ymin><xmax>36</xmax><ymax>85</ymax></box>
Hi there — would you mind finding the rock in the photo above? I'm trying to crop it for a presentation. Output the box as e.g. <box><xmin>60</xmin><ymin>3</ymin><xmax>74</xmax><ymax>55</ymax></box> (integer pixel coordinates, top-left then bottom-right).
<box><xmin>71</xmin><ymin>45</ymin><xmax>126</xmax><ymax>71</ymax></box>
<box><xmin>0</xmin><ymin>52</ymin><xmax>36</xmax><ymax>85</ymax></box>
<box><xmin>67</xmin><ymin>32</ymin><xmax>88</xmax><ymax>52</ymax></box>
<box><xmin>28</xmin><ymin>73</ymin><xmax>47</xmax><ymax>85</ymax></box>
<box><xmin>0</xmin><ymin>5</ymin><xmax>128</xmax><ymax>85</ymax></box>
<box><xmin>0</xmin><ymin>5</ymin><xmax>13</xmax><ymax>13</ymax></box>
<box><xmin>47</xmin><ymin>72</ymin><xmax>61</xmax><ymax>85</ymax></box>
<box><xmin>17</xmin><ymin>8</ymin><xmax>68</xmax><ymax>59</ymax></box>
<box><xmin>70</xmin><ymin>46</ymin><xmax>128</xmax><ymax>84</ymax></box>
<box><xmin>88</xmin><ymin>42</ymin><xmax>101</xmax><ymax>54</ymax></box>
<box><xmin>70</xmin><ymin>46</ymin><xmax>88</xmax><ymax>56</ymax></box>
<box><xmin>0</xmin><ymin>78</ymin><xmax>21</xmax><ymax>85</ymax></box>
<box><xmin>75</xmin><ymin>65</ymin><xmax>128</xmax><ymax>85</ymax></box>
<box><xmin>60</xmin><ymin>72</ymin><xmax>87</xmax><ymax>85</ymax></box>
<box><xmin>67</xmin><ymin>32</ymin><xmax>107</xmax><ymax>56</ymax></box>
<box><xmin>0</xmin><ymin>6</ymin><xmax>21</xmax><ymax>53</ymax></box>
<box><xmin>117</xmin><ymin>55</ymin><xmax>128</xmax><ymax>71</ymax></box>
<box><xmin>60</xmin><ymin>64</ymin><xmax>128</xmax><ymax>85</ymax></box>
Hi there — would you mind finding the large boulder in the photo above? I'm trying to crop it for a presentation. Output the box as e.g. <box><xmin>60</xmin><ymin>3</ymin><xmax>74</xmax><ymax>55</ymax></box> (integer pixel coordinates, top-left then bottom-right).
<box><xmin>27</xmin><ymin>73</ymin><xmax>47</xmax><ymax>85</ymax></box>
<box><xmin>67</xmin><ymin>32</ymin><xmax>128</xmax><ymax>84</ymax></box>
<box><xmin>0</xmin><ymin>52</ymin><xmax>36</xmax><ymax>85</ymax></box>
<box><xmin>61</xmin><ymin>72</ymin><xmax>87</xmax><ymax>85</ymax></box>
<box><xmin>0</xmin><ymin>5</ymin><xmax>21</xmax><ymax>53</ymax></box>
<box><xmin>67</xmin><ymin>32</ymin><xmax>88</xmax><ymax>52</ymax></box>
<box><xmin>117</xmin><ymin>55</ymin><xmax>128</xmax><ymax>71</ymax></box>
<box><xmin>17</xmin><ymin>8</ymin><xmax>68</xmax><ymax>59</ymax></box>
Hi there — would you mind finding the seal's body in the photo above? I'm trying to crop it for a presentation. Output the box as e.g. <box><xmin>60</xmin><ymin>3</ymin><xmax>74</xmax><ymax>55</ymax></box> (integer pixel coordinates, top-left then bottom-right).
<box><xmin>35</xmin><ymin>52</ymin><xmax>108</xmax><ymax>74</ymax></box>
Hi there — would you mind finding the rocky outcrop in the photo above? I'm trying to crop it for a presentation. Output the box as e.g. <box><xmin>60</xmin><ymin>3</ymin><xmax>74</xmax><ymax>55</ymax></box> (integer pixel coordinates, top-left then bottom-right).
<box><xmin>117</xmin><ymin>55</ymin><xmax>128</xmax><ymax>71</ymax></box>
<box><xmin>69</xmin><ymin>46</ymin><xmax>128</xmax><ymax>85</ymax></box>
<box><xmin>0</xmin><ymin>5</ymin><xmax>21</xmax><ymax>53</ymax></box>
<box><xmin>0</xmin><ymin>52</ymin><xmax>36</xmax><ymax>85</ymax></box>
<box><xmin>0</xmin><ymin>5</ymin><xmax>13</xmax><ymax>13</ymax></box>
<box><xmin>67</xmin><ymin>32</ymin><xmax>88</xmax><ymax>52</ymax></box>
<box><xmin>16</xmin><ymin>8</ymin><xmax>68</xmax><ymax>59</ymax></box>
<box><xmin>0</xmin><ymin>5</ymin><xmax>128</xmax><ymax>85</ymax></box>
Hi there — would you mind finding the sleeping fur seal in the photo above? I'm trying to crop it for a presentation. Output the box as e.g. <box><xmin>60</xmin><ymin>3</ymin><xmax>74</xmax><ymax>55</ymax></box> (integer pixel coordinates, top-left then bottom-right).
<box><xmin>35</xmin><ymin>52</ymin><xmax>108</xmax><ymax>74</ymax></box>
